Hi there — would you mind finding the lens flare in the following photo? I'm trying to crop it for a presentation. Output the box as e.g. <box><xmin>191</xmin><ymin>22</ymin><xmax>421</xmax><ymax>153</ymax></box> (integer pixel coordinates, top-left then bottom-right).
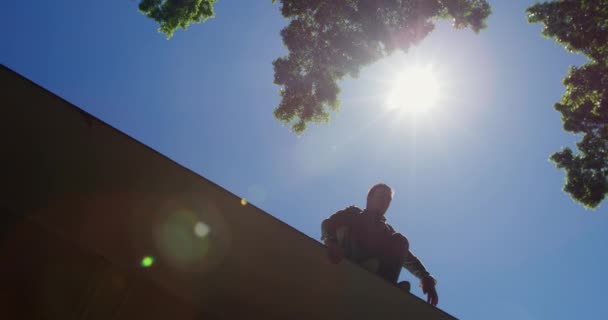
<box><xmin>156</xmin><ymin>209</ymin><xmax>211</xmax><ymax>269</ymax></box>
<box><xmin>194</xmin><ymin>221</ymin><xmax>210</xmax><ymax>238</ymax></box>
<box><xmin>141</xmin><ymin>256</ymin><xmax>154</xmax><ymax>268</ymax></box>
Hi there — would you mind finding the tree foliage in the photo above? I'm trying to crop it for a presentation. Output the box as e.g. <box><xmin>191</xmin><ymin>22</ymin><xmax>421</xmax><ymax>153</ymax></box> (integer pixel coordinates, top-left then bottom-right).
<box><xmin>138</xmin><ymin>0</ymin><xmax>491</xmax><ymax>134</ymax></box>
<box><xmin>138</xmin><ymin>0</ymin><xmax>217</xmax><ymax>38</ymax></box>
<box><xmin>527</xmin><ymin>0</ymin><xmax>608</xmax><ymax>208</ymax></box>
<box><xmin>272</xmin><ymin>0</ymin><xmax>491</xmax><ymax>134</ymax></box>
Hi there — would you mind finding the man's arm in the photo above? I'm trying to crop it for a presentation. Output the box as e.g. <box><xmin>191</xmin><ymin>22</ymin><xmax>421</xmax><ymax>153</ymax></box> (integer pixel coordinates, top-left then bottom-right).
<box><xmin>403</xmin><ymin>250</ymin><xmax>433</xmax><ymax>280</ymax></box>
<box><xmin>321</xmin><ymin>206</ymin><xmax>360</xmax><ymax>242</ymax></box>
<box><xmin>403</xmin><ymin>250</ymin><xmax>438</xmax><ymax>306</ymax></box>
<box><xmin>321</xmin><ymin>206</ymin><xmax>361</xmax><ymax>263</ymax></box>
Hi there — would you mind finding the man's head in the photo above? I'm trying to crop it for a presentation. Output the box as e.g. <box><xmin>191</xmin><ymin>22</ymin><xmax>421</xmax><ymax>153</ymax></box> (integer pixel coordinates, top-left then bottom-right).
<box><xmin>366</xmin><ymin>183</ymin><xmax>394</xmax><ymax>216</ymax></box>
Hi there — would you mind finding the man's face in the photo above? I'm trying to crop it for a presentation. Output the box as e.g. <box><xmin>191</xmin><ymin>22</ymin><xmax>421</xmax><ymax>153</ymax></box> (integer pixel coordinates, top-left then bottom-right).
<box><xmin>366</xmin><ymin>187</ymin><xmax>392</xmax><ymax>216</ymax></box>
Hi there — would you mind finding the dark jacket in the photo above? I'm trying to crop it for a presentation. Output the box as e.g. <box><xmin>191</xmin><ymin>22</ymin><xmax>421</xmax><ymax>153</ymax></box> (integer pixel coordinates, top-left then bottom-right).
<box><xmin>321</xmin><ymin>206</ymin><xmax>434</xmax><ymax>281</ymax></box>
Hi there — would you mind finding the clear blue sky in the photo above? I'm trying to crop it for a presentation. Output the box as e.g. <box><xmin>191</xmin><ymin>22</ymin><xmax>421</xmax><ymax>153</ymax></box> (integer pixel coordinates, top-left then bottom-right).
<box><xmin>2</xmin><ymin>1</ymin><xmax>607</xmax><ymax>319</ymax></box>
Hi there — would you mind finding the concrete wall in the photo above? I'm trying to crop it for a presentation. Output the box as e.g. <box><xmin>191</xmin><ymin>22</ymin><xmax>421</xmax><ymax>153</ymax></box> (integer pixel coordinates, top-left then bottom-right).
<box><xmin>0</xmin><ymin>65</ymin><xmax>457</xmax><ymax>319</ymax></box>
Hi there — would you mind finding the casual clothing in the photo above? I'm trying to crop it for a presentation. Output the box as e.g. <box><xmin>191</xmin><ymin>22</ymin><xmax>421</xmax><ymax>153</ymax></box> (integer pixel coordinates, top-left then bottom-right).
<box><xmin>321</xmin><ymin>206</ymin><xmax>434</xmax><ymax>283</ymax></box>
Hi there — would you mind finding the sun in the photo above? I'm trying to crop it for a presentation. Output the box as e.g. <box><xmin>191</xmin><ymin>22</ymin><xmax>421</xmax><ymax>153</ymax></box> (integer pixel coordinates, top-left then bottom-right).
<box><xmin>386</xmin><ymin>64</ymin><xmax>440</xmax><ymax>114</ymax></box>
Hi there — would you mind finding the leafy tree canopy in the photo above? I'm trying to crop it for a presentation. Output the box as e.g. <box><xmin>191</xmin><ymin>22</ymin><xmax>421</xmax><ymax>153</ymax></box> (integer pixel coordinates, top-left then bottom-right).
<box><xmin>138</xmin><ymin>0</ymin><xmax>217</xmax><ymax>38</ymax></box>
<box><xmin>528</xmin><ymin>0</ymin><xmax>608</xmax><ymax>208</ymax></box>
<box><xmin>139</xmin><ymin>0</ymin><xmax>491</xmax><ymax>134</ymax></box>
<box><xmin>272</xmin><ymin>0</ymin><xmax>491</xmax><ymax>134</ymax></box>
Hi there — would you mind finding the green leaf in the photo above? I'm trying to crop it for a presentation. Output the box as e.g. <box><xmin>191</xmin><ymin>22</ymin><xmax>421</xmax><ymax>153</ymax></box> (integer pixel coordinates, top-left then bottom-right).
<box><xmin>529</xmin><ymin>0</ymin><xmax>608</xmax><ymax>209</ymax></box>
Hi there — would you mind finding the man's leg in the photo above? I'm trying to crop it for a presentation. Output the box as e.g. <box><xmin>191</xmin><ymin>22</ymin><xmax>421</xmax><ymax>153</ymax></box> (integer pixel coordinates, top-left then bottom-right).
<box><xmin>376</xmin><ymin>255</ymin><xmax>404</xmax><ymax>283</ymax></box>
<box><xmin>335</xmin><ymin>226</ymin><xmax>353</xmax><ymax>258</ymax></box>
<box><xmin>376</xmin><ymin>234</ymin><xmax>408</xmax><ymax>283</ymax></box>
<box><xmin>336</xmin><ymin>227</ymin><xmax>382</xmax><ymax>273</ymax></box>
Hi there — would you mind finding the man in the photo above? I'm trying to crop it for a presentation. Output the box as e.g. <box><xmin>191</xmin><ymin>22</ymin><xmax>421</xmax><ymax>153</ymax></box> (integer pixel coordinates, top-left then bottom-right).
<box><xmin>321</xmin><ymin>183</ymin><xmax>439</xmax><ymax>306</ymax></box>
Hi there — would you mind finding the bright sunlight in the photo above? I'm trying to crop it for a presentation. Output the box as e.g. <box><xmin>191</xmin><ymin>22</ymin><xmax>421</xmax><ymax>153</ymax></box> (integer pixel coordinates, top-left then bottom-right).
<box><xmin>386</xmin><ymin>64</ymin><xmax>440</xmax><ymax>114</ymax></box>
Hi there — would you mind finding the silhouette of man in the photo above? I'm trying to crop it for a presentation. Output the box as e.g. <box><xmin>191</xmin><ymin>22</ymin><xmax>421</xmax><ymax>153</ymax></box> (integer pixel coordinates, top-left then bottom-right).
<box><xmin>321</xmin><ymin>183</ymin><xmax>438</xmax><ymax>306</ymax></box>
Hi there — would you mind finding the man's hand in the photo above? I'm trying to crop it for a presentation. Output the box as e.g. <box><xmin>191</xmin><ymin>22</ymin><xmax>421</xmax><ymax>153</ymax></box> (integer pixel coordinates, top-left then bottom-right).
<box><xmin>420</xmin><ymin>276</ymin><xmax>439</xmax><ymax>306</ymax></box>
<box><xmin>325</xmin><ymin>240</ymin><xmax>344</xmax><ymax>264</ymax></box>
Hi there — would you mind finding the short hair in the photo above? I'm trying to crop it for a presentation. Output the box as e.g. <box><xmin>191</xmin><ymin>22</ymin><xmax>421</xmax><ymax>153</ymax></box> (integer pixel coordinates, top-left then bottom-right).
<box><xmin>367</xmin><ymin>183</ymin><xmax>394</xmax><ymax>199</ymax></box>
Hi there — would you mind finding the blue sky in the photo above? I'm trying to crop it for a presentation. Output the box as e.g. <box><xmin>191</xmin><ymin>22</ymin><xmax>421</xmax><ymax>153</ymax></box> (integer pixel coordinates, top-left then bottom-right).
<box><xmin>2</xmin><ymin>1</ymin><xmax>607</xmax><ymax>319</ymax></box>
